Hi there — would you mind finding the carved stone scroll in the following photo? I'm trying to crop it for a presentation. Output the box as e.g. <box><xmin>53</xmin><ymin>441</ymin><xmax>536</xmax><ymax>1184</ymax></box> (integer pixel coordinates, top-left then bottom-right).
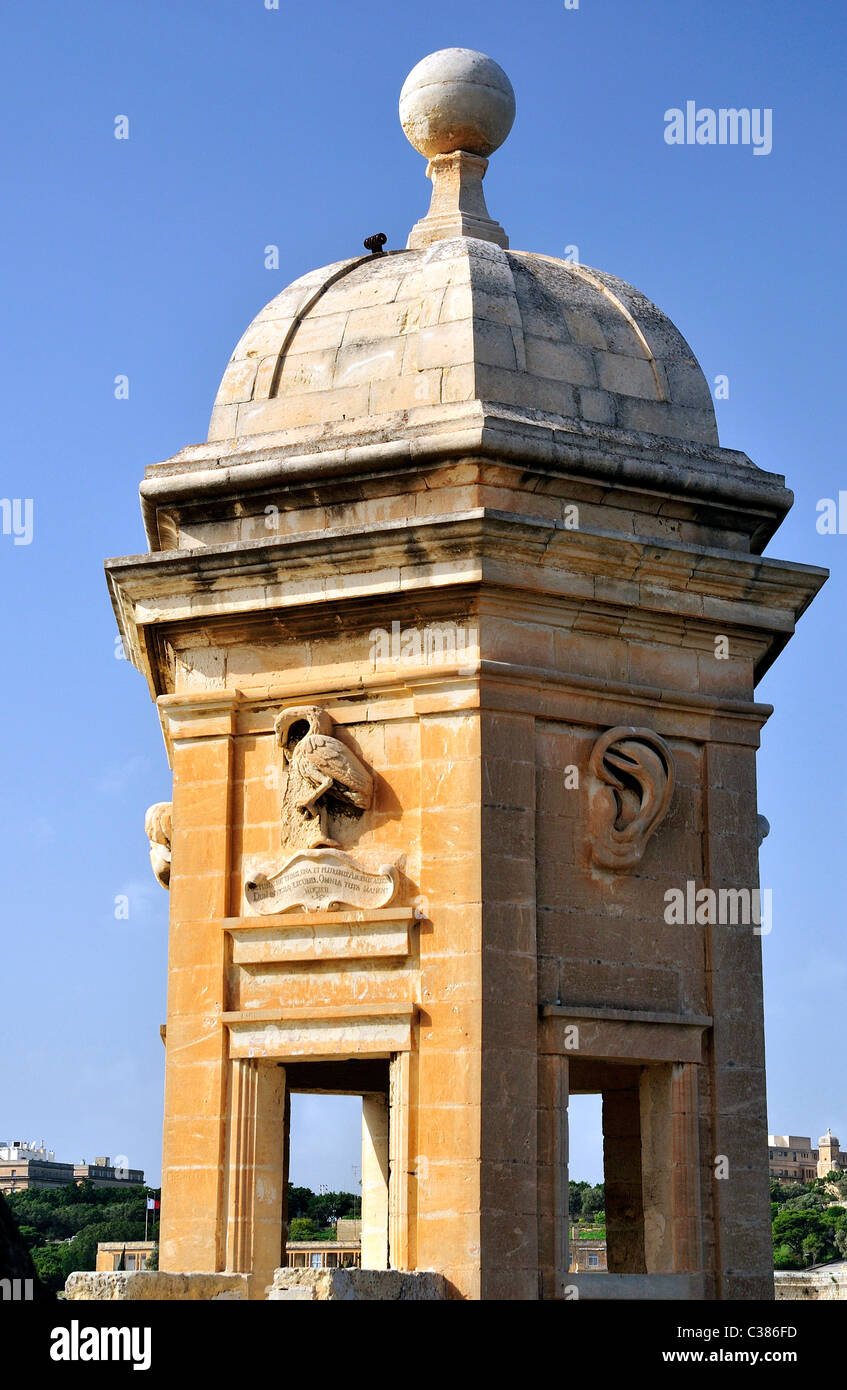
<box><xmin>245</xmin><ymin>848</ymin><xmax>397</xmax><ymax>915</ymax></box>
<box><xmin>145</xmin><ymin>801</ymin><xmax>173</xmax><ymax>889</ymax></box>
<box><xmin>586</xmin><ymin>726</ymin><xmax>674</xmax><ymax>872</ymax></box>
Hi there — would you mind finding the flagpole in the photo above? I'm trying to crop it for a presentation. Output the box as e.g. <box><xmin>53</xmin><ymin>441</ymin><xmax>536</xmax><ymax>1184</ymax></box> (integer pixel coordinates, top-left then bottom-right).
<box><xmin>145</xmin><ymin>1198</ymin><xmax>149</xmax><ymax>1242</ymax></box>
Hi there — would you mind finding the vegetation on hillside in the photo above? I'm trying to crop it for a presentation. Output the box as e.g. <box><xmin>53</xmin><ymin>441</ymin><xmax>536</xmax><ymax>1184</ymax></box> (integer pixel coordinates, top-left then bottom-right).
<box><xmin>6</xmin><ymin>1181</ymin><xmax>362</xmax><ymax>1287</ymax></box>
<box><xmin>6</xmin><ymin>1182</ymin><xmax>159</xmax><ymax>1292</ymax></box>
<box><xmin>287</xmin><ymin>1186</ymin><xmax>359</xmax><ymax>1240</ymax></box>
<box><xmin>569</xmin><ymin>1180</ymin><xmax>605</xmax><ymax>1234</ymax></box>
<box><xmin>771</xmin><ymin>1173</ymin><xmax>847</xmax><ymax>1270</ymax></box>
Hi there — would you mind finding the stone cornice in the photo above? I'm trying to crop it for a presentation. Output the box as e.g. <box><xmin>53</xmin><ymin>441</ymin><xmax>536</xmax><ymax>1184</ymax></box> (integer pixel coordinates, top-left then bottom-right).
<box><xmin>137</xmin><ymin>400</ymin><xmax>793</xmax><ymax>553</ymax></box>
<box><xmin>540</xmin><ymin>1005</ymin><xmax>711</xmax><ymax>1064</ymax></box>
<box><xmin>107</xmin><ymin>508</ymin><xmax>825</xmax><ymax>699</ymax></box>
<box><xmin>540</xmin><ymin>1004</ymin><xmax>713</xmax><ymax>1028</ymax></box>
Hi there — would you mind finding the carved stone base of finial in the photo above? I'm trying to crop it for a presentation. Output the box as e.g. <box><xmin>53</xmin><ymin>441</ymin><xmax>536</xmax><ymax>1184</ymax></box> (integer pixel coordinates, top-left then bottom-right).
<box><xmin>406</xmin><ymin>150</ymin><xmax>509</xmax><ymax>250</ymax></box>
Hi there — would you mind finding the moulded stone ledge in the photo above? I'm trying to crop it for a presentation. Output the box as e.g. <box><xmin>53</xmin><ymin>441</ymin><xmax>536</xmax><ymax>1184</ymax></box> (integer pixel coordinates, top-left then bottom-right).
<box><xmin>63</xmin><ymin>1271</ymin><xmax>251</xmax><ymax>1301</ymax></box>
<box><xmin>267</xmin><ymin>1268</ymin><xmax>450</xmax><ymax>1300</ymax></box>
<box><xmin>564</xmin><ymin>1273</ymin><xmax>705</xmax><ymax>1300</ymax></box>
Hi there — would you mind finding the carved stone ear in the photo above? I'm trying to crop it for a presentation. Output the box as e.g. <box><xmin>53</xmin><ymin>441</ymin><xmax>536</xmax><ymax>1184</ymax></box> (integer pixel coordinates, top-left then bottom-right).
<box><xmin>586</xmin><ymin>726</ymin><xmax>674</xmax><ymax>872</ymax></box>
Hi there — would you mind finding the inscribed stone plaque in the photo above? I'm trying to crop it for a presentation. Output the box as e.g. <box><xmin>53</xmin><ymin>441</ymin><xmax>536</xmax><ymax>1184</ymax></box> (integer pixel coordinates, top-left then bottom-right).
<box><xmin>245</xmin><ymin>848</ymin><xmax>398</xmax><ymax>914</ymax></box>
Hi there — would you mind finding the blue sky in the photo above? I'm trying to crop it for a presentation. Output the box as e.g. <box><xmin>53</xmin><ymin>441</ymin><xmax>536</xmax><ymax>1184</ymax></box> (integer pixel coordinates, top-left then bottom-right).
<box><xmin>1</xmin><ymin>0</ymin><xmax>844</xmax><ymax>1190</ymax></box>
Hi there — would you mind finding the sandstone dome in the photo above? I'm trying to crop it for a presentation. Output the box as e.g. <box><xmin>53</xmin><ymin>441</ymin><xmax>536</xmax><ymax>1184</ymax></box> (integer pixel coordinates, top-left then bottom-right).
<box><xmin>208</xmin><ymin>48</ymin><xmax>717</xmax><ymax>454</ymax></box>
<box><xmin>209</xmin><ymin>240</ymin><xmax>717</xmax><ymax>450</ymax></box>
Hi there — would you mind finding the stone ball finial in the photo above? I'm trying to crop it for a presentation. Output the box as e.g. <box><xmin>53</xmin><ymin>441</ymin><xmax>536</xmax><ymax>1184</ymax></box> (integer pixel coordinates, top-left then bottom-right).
<box><xmin>399</xmin><ymin>48</ymin><xmax>515</xmax><ymax>160</ymax></box>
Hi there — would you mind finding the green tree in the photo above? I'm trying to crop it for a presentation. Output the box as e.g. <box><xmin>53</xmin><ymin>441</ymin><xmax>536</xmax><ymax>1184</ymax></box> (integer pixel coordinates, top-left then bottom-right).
<box><xmin>308</xmin><ymin>1191</ymin><xmax>357</xmax><ymax>1227</ymax></box>
<box><xmin>4</xmin><ymin>1183</ymin><xmax>158</xmax><ymax>1292</ymax></box>
<box><xmin>822</xmin><ymin>1205</ymin><xmax>846</xmax><ymax>1234</ymax></box>
<box><xmin>781</xmin><ymin>1191</ymin><xmax>828</xmax><ymax>1214</ymax></box>
<box><xmin>56</xmin><ymin>1179</ymin><xmax>95</xmax><ymax>1207</ymax></box>
<box><xmin>287</xmin><ymin>1187</ymin><xmax>314</xmax><ymax>1220</ymax></box>
<box><xmin>289</xmin><ymin>1217</ymin><xmax>319</xmax><ymax>1240</ymax></box>
<box><xmin>773</xmin><ymin>1242</ymin><xmax>801</xmax><ymax>1271</ymax></box>
<box><xmin>32</xmin><ymin>1242</ymin><xmax>74</xmax><ymax>1293</ymax></box>
<box><xmin>773</xmin><ymin>1208</ymin><xmax>837</xmax><ymax>1267</ymax></box>
<box><xmin>569</xmin><ymin>1182</ymin><xmax>589</xmax><ymax>1220</ymax></box>
<box><xmin>802</xmin><ymin>1232</ymin><xmax>828</xmax><ymax>1267</ymax></box>
<box><xmin>284</xmin><ymin>1184</ymin><xmax>359</xmax><ymax>1228</ymax></box>
<box><xmin>773</xmin><ymin>1210</ymin><xmax>813</xmax><ymax>1260</ymax></box>
<box><xmin>581</xmin><ymin>1184</ymin><xmax>605</xmax><ymax>1221</ymax></box>
<box><xmin>72</xmin><ymin>1220</ymin><xmax>143</xmax><ymax>1273</ymax></box>
<box><xmin>771</xmin><ymin>1181</ymin><xmax>806</xmax><ymax>1204</ymax></box>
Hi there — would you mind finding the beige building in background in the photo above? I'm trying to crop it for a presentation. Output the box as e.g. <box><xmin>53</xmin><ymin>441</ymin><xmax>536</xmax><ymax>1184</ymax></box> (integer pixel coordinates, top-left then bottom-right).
<box><xmin>96</xmin><ymin>1241</ymin><xmax>156</xmax><ymax>1272</ymax></box>
<box><xmin>0</xmin><ymin>1142</ymin><xmax>70</xmax><ymax>1194</ymax></box>
<box><xmin>0</xmin><ymin>1142</ymin><xmax>143</xmax><ymax>1194</ymax></box>
<box><xmin>768</xmin><ymin>1129</ymin><xmax>844</xmax><ymax>1183</ymax></box>
<box><xmin>73</xmin><ymin>1157</ymin><xmax>146</xmax><ymax>1189</ymax></box>
<box><xmin>569</xmin><ymin>1238</ymin><xmax>607</xmax><ymax>1273</ymax></box>
<box><xmin>105</xmin><ymin>48</ymin><xmax>825</xmax><ymax>1300</ymax></box>
<box><xmin>286</xmin><ymin>1240</ymin><xmax>361</xmax><ymax>1271</ymax></box>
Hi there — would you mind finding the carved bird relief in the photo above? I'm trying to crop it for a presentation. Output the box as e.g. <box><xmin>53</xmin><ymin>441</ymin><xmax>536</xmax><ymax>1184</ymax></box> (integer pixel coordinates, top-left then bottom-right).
<box><xmin>274</xmin><ymin>705</ymin><xmax>373</xmax><ymax>850</ymax></box>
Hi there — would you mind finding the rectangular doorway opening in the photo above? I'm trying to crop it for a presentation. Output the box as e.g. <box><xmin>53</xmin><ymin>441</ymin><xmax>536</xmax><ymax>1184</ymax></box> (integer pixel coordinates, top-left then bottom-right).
<box><xmin>285</xmin><ymin>1058</ymin><xmax>391</xmax><ymax>1272</ymax></box>
<box><xmin>569</xmin><ymin>1060</ymin><xmax>647</xmax><ymax>1275</ymax></box>
<box><xmin>566</xmin><ymin>1092</ymin><xmax>606</xmax><ymax>1274</ymax></box>
<box><xmin>567</xmin><ymin>1057</ymin><xmax>699</xmax><ymax>1281</ymax></box>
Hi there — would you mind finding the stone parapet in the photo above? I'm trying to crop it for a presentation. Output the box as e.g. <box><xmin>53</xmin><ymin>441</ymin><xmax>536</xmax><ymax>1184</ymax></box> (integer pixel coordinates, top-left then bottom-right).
<box><xmin>64</xmin><ymin>1272</ymin><xmax>250</xmax><ymax>1301</ymax></box>
<box><xmin>775</xmin><ymin>1268</ymin><xmax>847</xmax><ymax>1301</ymax></box>
<box><xmin>267</xmin><ymin>1268</ymin><xmax>450</xmax><ymax>1300</ymax></box>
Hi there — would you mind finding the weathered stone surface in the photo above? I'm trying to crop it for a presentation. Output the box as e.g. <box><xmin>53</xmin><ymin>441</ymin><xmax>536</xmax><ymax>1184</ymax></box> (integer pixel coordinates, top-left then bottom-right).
<box><xmin>565</xmin><ymin>1273</ymin><xmax>705</xmax><ymax>1300</ymax></box>
<box><xmin>244</xmin><ymin>849</ymin><xmax>397</xmax><ymax>914</ymax></box>
<box><xmin>202</xmin><ymin>239</ymin><xmax>720</xmax><ymax>449</ymax></box>
<box><xmin>775</xmin><ymin>1267</ymin><xmax>847</xmax><ymax>1301</ymax></box>
<box><xmin>144</xmin><ymin>800</ymin><xmax>172</xmax><ymax>888</ymax></box>
<box><xmin>585</xmin><ymin>726</ymin><xmax>675</xmax><ymax>871</ymax></box>
<box><xmin>399</xmin><ymin>48</ymin><xmax>515</xmax><ymax>159</ymax></box>
<box><xmin>267</xmin><ymin>1268</ymin><xmax>449</xmax><ymax>1300</ymax></box>
<box><xmin>64</xmin><ymin>1272</ymin><xmax>250</xmax><ymax>1301</ymax></box>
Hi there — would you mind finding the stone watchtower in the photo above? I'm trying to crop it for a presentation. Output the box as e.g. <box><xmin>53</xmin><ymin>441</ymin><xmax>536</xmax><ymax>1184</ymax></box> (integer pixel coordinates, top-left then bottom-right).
<box><xmin>107</xmin><ymin>49</ymin><xmax>825</xmax><ymax>1300</ymax></box>
<box><xmin>817</xmin><ymin>1130</ymin><xmax>841</xmax><ymax>1179</ymax></box>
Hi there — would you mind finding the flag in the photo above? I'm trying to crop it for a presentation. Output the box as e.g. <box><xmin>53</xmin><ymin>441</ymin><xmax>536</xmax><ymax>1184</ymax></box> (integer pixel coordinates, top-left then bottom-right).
<box><xmin>146</xmin><ymin>1197</ymin><xmax>160</xmax><ymax>1211</ymax></box>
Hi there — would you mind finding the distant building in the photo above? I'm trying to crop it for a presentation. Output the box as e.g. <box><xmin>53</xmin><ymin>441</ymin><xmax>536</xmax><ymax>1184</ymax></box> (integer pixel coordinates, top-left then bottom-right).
<box><xmin>768</xmin><ymin>1129</ymin><xmax>844</xmax><ymax>1183</ymax></box>
<box><xmin>96</xmin><ymin>1241</ymin><xmax>156</xmax><ymax>1272</ymax></box>
<box><xmin>287</xmin><ymin>1222</ymin><xmax>609</xmax><ymax>1274</ymax></box>
<box><xmin>569</xmin><ymin>1236</ymin><xmax>607</xmax><ymax>1273</ymax></box>
<box><xmin>285</xmin><ymin>1219</ymin><xmax>362</xmax><ymax>1270</ymax></box>
<box><xmin>286</xmin><ymin>1241</ymin><xmax>361</xmax><ymax>1271</ymax></box>
<box><xmin>0</xmin><ymin>1142</ymin><xmax>143</xmax><ymax>1193</ymax></box>
<box><xmin>0</xmin><ymin>1142</ymin><xmax>70</xmax><ymax>1193</ymax></box>
<box><xmin>73</xmin><ymin>1156</ymin><xmax>145</xmax><ymax>1189</ymax></box>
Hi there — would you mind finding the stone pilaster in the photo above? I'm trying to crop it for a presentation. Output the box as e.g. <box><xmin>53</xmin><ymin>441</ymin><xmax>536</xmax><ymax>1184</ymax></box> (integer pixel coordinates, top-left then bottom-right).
<box><xmin>158</xmin><ymin>693</ymin><xmax>238</xmax><ymax>1274</ymax></box>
